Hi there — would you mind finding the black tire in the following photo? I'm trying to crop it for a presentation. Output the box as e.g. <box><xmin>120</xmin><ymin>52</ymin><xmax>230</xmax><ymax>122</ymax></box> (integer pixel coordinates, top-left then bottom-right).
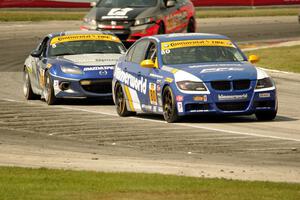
<box><xmin>23</xmin><ymin>69</ymin><xmax>38</xmax><ymax>100</ymax></box>
<box><xmin>163</xmin><ymin>86</ymin><xmax>179</xmax><ymax>123</ymax></box>
<box><xmin>255</xmin><ymin>110</ymin><xmax>277</xmax><ymax>121</ymax></box>
<box><xmin>114</xmin><ymin>82</ymin><xmax>135</xmax><ymax>117</ymax></box>
<box><xmin>187</xmin><ymin>18</ymin><xmax>196</xmax><ymax>33</ymax></box>
<box><xmin>157</xmin><ymin>22</ymin><xmax>165</xmax><ymax>34</ymax></box>
<box><xmin>44</xmin><ymin>71</ymin><xmax>57</xmax><ymax>105</ymax></box>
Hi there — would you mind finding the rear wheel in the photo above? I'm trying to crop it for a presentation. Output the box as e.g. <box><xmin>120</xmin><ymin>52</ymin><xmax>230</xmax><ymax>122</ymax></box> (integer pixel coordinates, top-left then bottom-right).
<box><xmin>163</xmin><ymin>86</ymin><xmax>179</xmax><ymax>123</ymax></box>
<box><xmin>187</xmin><ymin>18</ymin><xmax>196</xmax><ymax>33</ymax></box>
<box><xmin>255</xmin><ymin>110</ymin><xmax>277</xmax><ymax>121</ymax></box>
<box><xmin>23</xmin><ymin>69</ymin><xmax>38</xmax><ymax>100</ymax></box>
<box><xmin>114</xmin><ymin>82</ymin><xmax>135</xmax><ymax>117</ymax></box>
<box><xmin>44</xmin><ymin>71</ymin><xmax>57</xmax><ymax>105</ymax></box>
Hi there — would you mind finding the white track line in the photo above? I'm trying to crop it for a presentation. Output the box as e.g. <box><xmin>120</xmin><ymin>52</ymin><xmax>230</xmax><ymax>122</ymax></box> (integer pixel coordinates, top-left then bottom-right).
<box><xmin>2</xmin><ymin>98</ymin><xmax>300</xmax><ymax>143</ymax></box>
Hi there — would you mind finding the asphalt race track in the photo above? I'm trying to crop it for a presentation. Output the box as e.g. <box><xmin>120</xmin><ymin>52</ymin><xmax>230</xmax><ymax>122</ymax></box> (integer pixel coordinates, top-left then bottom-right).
<box><xmin>0</xmin><ymin>16</ymin><xmax>299</xmax><ymax>182</ymax></box>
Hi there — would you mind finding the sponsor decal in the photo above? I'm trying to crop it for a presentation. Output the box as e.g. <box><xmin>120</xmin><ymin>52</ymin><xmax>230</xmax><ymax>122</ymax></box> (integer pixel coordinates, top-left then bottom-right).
<box><xmin>107</xmin><ymin>8</ymin><xmax>133</xmax><ymax>16</ymax></box>
<box><xmin>161</xmin><ymin>39</ymin><xmax>235</xmax><ymax>51</ymax></box>
<box><xmin>50</xmin><ymin>34</ymin><xmax>121</xmax><ymax>45</ymax></box>
<box><xmin>53</xmin><ymin>80</ymin><xmax>59</xmax><ymax>88</ymax></box>
<box><xmin>193</xmin><ymin>95</ymin><xmax>207</xmax><ymax>102</ymax></box>
<box><xmin>165</xmin><ymin>77</ymin><xmax>173</xmax><ymax>83</ymax></box>
<box><xmin>177</xmin><ymin>102</ymin><xmax>184</xmax><ymax>113</ymax></box>
<box><xmin>200</xmin><ymin>67</ymin><xmax>244</xmax><ymax>74</ymax></box>
<box><xmin>176</xmin><ymin>95</ymin><xmax>184</xmax><ymax>102</ymax></box>
<box><xmin>114</xmin><ymin>67</ymin><xmax>147</xmax><ymax>94</ymax></box>
<box><xmin>149</xmin><ymin>83</ymin><xmax>158</xmax><ymax>105</ymax></box>
<box><xmin>259</xmin><ymin>93</ymin><xmax>271</xmax><ymax>98</ymax></box>
<box><xmin>83</xmin><ymin>66</ymin><xmax>114</xmax><ymax>72</ymax></box>
<box><xmin>218</xmin><ymin>94</ymin><xmax>248</xmax><ymax>101</ymax></box>
<box><xmin>189</xmin><ymin>63</ymin><xmax>243</xmax><ymax>69</ymax></box>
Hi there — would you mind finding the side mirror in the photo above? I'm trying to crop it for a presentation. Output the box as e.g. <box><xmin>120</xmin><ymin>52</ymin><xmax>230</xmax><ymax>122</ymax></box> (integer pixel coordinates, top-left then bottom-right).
<box><xmin>248</xmin><ymin>55</ymin><xmax>260</xmax><ymax>64</ymax></box>
<box><xmin>166</xmin><ymin>0</ymin><xmax>176</xmax><ymax>7</ymax></box>
<box><xmin>31</xmin><ymin>50</ymin><xmax>41</xmax><ymax>58</ymax></box>
<box><xmin>90</xmin><ymin>2</ymin><xmax>97</xmax><ymax>7</ymax></box>
<box><xmin>140</xmin><ymin>60</ymin><xmax>156</xmax><ymax>68</ymax></box>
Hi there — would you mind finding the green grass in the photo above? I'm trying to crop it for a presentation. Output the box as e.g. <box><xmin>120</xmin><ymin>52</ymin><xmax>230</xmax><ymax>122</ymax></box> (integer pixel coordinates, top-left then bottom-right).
<box><xmin>0</xmin><ymin>167</ymin><xmax>299</xmax><ymax>200</ymax></box>
<box><xmin>245</xmin><ymin>45</ymin><xmax>300</xmax><ymax>73</ymax></box>
<box><xmin>0</xmin><ymin>7</ymin><xmax>299</xmax><ymax>21</ymax></box>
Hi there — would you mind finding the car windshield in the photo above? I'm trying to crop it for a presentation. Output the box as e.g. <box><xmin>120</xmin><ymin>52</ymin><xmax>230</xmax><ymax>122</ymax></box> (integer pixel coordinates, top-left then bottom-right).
<box><xmin>49</xmin><ymin>40</ymin><xmax>126</xmax><ymax>57</ymax></box>
<box><xmin>97</xmin><ymin>0</ymin><xmax>157</xmax><ymax>8</ymax></box>
<box><xmin>161</xmin><ymin>39</ymin><xmax>247</xmax><ymax>65</ymax></box>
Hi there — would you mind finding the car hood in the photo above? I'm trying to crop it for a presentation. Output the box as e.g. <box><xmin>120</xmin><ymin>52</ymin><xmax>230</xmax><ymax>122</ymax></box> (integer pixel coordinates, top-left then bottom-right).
<box><xmin>50</xmin><ymin>54</ymin><xmax>122</xmax><ymax>67</ymax></box>
<box><xmin>167</xmin><ymin>62</ymin><xmax>258</xmax><ymax>82</ymax></box>
<box><xmin>95</xmin><ymin>7</ymin><xmax>149</xmax><ymax>21</ymax></box>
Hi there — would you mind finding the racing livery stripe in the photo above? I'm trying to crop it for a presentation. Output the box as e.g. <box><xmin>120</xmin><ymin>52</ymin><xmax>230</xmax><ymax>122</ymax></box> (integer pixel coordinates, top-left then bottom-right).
<box><xmin>161</xmin><ymin>39</ymin><xmax>235</xmax><ymax>50</ymax></box>
<box><xmin>124</xmin><ymin>85</ymin><xmax>135</xmax><ymax>112</ymax></box>
<box><xmin>128</xmin><ymin>87</ymin><xmax>142</xmax><ymax>112</ymax></box>
<box><xmin>50</xmin><ymin>34</ymin><xmax>121</xmax><ymax>45</ymax></box>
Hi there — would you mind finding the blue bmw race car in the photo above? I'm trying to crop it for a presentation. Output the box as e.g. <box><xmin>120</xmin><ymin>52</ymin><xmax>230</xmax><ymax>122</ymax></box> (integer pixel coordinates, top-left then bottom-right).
<box><xmin>23</xmin><ymin>31</ymin><xmax>126</xmax><ymax>105</ymax></box>
<box><xmin>112</xmin><ymin>33</ymin><xmax>277</xmax><ymax>122</ymax></box>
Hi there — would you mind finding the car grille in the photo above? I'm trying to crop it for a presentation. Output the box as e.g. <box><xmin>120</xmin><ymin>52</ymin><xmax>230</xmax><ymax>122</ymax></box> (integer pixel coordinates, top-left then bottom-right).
<box><xmin>216</xmin><ymin>101</ymin><xmax>249</xmax><ymax>111</ymax></box>
<box><xmin>211</xmin><ymin>80</ymin><xmax>251</xmax><ymax>91</ymax></box>
<box><xmin>254</xmin><ymin>100</ymin><xmax>275</xmax><ymax>108</ymax></box>
<box><xmin>185</xmin><ymin>103</ymin><xmax>210</xmax><ymax>112</ymax></box>
<box><xmin>80</xmin><ymin>79</ymin><xmax>112</xmax><ymax>94</ymax></box>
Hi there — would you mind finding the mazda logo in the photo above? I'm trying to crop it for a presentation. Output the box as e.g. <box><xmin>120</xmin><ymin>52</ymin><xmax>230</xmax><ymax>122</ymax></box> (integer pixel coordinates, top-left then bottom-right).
<box><xmin>99</xmin><ymin>70</ymin><xmax>108</xmax><ymax>76</ymax></box>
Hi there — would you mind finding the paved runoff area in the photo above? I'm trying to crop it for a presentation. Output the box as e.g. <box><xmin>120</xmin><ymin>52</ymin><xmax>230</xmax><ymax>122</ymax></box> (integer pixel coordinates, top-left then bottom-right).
<box><xmin>0</xmin><ymin>16</ymin><xmax>299</xmax><ymax>182</ymax></box>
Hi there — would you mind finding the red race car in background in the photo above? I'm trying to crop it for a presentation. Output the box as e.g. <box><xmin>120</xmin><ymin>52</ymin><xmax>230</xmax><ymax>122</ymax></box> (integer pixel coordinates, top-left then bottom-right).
<box><xmin>81</xmin><ymin>0</ymin><xmax>196</xmax><ymax>44</ymax></box>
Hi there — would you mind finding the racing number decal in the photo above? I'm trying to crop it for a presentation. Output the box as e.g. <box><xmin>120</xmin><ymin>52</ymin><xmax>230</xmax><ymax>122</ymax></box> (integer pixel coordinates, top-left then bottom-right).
<box><xmin>149</xmin><ymin>83</ymin><xmax>157</xmax><ymax>105</ymax></box>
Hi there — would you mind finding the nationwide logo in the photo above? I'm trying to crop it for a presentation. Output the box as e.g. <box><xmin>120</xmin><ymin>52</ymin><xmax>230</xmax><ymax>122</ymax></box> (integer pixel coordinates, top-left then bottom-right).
<box><xmin>218</xmin><ymin>94</ymin><xmax>248</xmax><ymax>101</ymax></box>
<box><xmin>114</xmin><ymin>67</ymin><xmax>147</xmax><ymax>94</ymax></box>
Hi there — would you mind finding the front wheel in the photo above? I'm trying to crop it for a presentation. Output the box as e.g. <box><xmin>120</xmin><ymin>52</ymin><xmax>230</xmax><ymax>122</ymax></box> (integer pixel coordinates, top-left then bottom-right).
<box><xmin>163</xmin><ymin>86</ymin><xmax>179</xmax><ymax>123</ymax></box>
<box><xmin>23</xmin><ymin>69</ymin><xmax>39</xmax><ymax>100</ymax></box>
<box><xmin>255</xmin><ymin>110</ymin><xmax>277</xmax><ymax>121</ymax></box>
<box><xmin>44</xmin><ymin>71</ymin><xmax>57</xmax><ymax>105</ymax></box>
<box><xmin>114</xmin><ymin>82</ymin><xmax>135</xmax><ymax>117</ymax></box>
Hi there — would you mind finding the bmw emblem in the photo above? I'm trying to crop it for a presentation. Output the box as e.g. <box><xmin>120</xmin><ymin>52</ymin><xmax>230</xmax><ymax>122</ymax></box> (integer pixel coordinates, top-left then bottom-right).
<box><xmin>99</xmin><ymin>70</ymin><xmax>108</xmax><ymax>76</ymax></box>
<box><xmin>111</xmin><ymin>21</ymin><xmax>117</xmax><ymax>26</ymax></box>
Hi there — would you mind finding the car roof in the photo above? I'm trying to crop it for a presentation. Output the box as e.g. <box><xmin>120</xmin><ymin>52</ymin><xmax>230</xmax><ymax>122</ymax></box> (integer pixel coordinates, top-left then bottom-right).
<box><xmin>46</xmin><ymin>30</ymin><xmax>116</xmax><ymax>39</ymax></box>
<box><xmin>149</xmin><ymin>33</ymin><xmax>230</xmax><ymax>43</ymax></box>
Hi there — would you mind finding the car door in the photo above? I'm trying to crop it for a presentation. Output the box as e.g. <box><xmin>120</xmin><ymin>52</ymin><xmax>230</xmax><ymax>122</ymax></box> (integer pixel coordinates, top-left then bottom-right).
<box><xmin>122</xmin><ymin>39</ymin><xmax>150</xmax><ymax>109</ymax></box>
<box><xmin>164</xmin><ymin>0</ymin><xmax>188</xmax><ymax>33</ymax></box>
<box><xmin>31</xmin><ymin>37</ymin><xmax>49</xmax><ymax>91</ymax></box>
<box><xmin>140</xmin><ymin>40</ymin><xmax>162</xmax><ymax>112</ymax></box>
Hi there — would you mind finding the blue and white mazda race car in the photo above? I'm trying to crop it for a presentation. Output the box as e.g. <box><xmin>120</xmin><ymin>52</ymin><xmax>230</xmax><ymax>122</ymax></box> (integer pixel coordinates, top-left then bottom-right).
<box><xmin>112</xmin><ymin>33</ymin><xmax>277</xmax><ymax>122</ymax></box>
<box><xmin>23</xmin><ymin>31</ymin><xmax>126</xmax><ymax>105</ymax></box>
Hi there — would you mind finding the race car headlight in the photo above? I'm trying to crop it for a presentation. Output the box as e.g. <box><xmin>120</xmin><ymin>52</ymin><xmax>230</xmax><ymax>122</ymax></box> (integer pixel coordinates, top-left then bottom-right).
<box><xmin>61</xmin><ymin>66</ymin><xmax>84</xmax><ymax>75</ymax></box>
<box><xmin>176</xmin><ymin>81</ymin><xmax>207</xmax><ymax>91</ymax></box>
<box><xmin>83</xmin><ymin>18</ymin><xmax>97</xmax><ymax>26</ymax></box>
<box><xmin>256</xmin><ymin>77</ymin><xmax>274</xmax><ymax>89</ymax></box>
<box><xmin>134</xmin><ymin>17</ymin><xmax>155</xmax><ymax>26</ymax></box>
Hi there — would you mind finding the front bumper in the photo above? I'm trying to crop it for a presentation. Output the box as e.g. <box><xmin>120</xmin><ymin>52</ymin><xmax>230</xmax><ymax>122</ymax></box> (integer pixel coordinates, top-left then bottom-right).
<box><xmin>51</xmin><ymin>75</ymin><xmax>112</xmax><ymax>99</ymax></box>
<box><xmin>176</xmin><ymin>89</ymin><xmax>277</xmax><ymax>116</ymax></box>
<box><xmin>80</xmin><ymin>22</ymin><xmax>160</xmax><ymax>43</ymax></box>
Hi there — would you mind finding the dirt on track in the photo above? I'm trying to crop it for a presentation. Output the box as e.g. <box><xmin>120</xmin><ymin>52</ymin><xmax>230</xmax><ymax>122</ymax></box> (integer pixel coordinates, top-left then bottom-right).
<box><xmin>0</xmin><ymin>16</ymin><xmax>300</xmax><ymax>183</ymax></box>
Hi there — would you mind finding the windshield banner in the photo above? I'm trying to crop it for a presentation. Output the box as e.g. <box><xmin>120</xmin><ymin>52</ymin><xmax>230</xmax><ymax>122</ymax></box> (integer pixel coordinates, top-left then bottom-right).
<box><xmin>50</xmin><ymin>34</ymin><xmax>121</xmax><ymax>45</ymax></box>
<box><xmin>161</xmin><ymin>40</ymin><xmax>236</xmax><ymax>51</ymax></box>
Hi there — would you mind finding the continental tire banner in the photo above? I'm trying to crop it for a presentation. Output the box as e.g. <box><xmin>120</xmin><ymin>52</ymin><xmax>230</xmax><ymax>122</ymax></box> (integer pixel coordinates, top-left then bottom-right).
<box><xmin>0</xmin><ymin>0</ymin><xmax>299</xmax><ymax>8</ymax></box>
